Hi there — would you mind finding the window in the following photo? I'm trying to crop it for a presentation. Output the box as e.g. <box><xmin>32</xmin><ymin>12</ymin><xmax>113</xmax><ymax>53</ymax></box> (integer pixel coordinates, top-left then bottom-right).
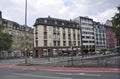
<box><xmin>44</xmin><ymin>40</ymin><xmax>47</xmax><ymax>46</ymax></box>
<box><xmin>63</xmin><ymin>41</ymin><xmax>66</xmax><ymax>46</ymax></box>
<box><xmin>78</xmin><ymin>34</ymin><xmax>80</xmax><ymax>40</ymax></box>
<box><xmin>53</xmin><ymin>27</ymin><xmax>56</xmax><ymax>33</ymax></box>
<box><xmin>74</xmin><ymin>41</ymin><xmax>76</xmax><ymax>46</ymax></box>
<box><xmin>63</xmin><ymin>34</ymin><xmax>65</xmax><ymax>39</ymax></box>
<box><xmin>68</xmin><ymin>29</ymin><xmax>71</xmax><ymax>33</ymax></box>
<box><xmin>58</xmin><ymin>41</ymin><xmax>60</xmax><ymax>46</ymax></box>
<box><xmin>69</xmin><ymin>41</ymin><xmax>71</xmax><ymax>46</ymax></box>
<box><xmin>44</xmin><ymin>32</ymin><xmax>47</xmax><ymax>39</ymax></box>
<box><xmin>54</xmin><ymin>41</ymin><xmax>56</xmax><ymax>46</ymax></box>
<box><xmin>83</xmin><ymin>41</ymin><xmax>88</xmax><ymax>43</ymax></box>
<box><xmin>44</xmin><ymin>20</ymin><xmax>47</xmax><ymax>23</ymax></box>
<box><xmin>44</xmin><ymin>25</ymin><xmax>47</xmax><ymax>32</ymax></box>
<box><xmin>82</xmin><ymin>36</ymin><xmax>85</xmax><ymax>38</ymax></box>
<box><xmin>68</xmin><ymin>34</ymin><xmax>71</xmax><ymax>40</ymax></box>
<box><xmin>78</xmin><ymin>41</ymin><xmax>80</xmax><ymax>46</ymax></box>
<box><xmin>73</xmin><ymin>34</ymin><xmax>76</xmax><ymax>40</ymax></box>
<box><xmin>55</xmin><ymin>21</ymin><xmax>57</xmax><ymax>24</ymax></box>
<box><xmin>62</xmin><ymin>22</ymin><xmax>64</xmax><ymax>25</ymax></box>
<box><xmin>36</xmin><ymin>40</ymin><xmax>38</xmax><ymax>47</ymax></box>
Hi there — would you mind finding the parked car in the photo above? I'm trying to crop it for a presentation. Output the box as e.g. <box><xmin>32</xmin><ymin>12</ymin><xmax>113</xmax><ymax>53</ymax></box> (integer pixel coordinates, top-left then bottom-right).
<box><xmin>105</xmin><ymin>51</ymin><xmax>111</xmax><ymax>54</ymax></box>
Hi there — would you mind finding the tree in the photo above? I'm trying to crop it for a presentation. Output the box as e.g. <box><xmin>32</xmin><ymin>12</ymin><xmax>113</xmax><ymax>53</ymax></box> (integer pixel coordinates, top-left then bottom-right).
<box><xmin>112</xmin><ymin>5</ymin><xmax>120</xmax><ymax>46</ymax></box>
<box><xmin>0</xmin><ymin>25</ymin><xmax>13</xmax><ymax>50</ymax></box>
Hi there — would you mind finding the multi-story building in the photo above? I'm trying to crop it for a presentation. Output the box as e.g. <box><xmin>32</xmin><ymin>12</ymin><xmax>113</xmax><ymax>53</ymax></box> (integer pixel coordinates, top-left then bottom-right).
<box><xmin>74</xmin><ymin>16</ymin><xmax>95</xmax><ymax>54</ymax></box>
<box><xmin>0</xmin><ymin>11</ymin><xmax>34</xmax><ymax>57</ymax></box>
<box><xmin>105</xmin><ymin>20</ymin><xmax>117</xmax><ymax>52</ymax></box>
<box><xmin>94</xmin><ymin>22</ymin><xmax>107</xmax><ymax>51</ymax></box>
<box><xmin>34</xmin><ymin>16</ymin><xmax>81</xmax><ymax>57</ymax></box>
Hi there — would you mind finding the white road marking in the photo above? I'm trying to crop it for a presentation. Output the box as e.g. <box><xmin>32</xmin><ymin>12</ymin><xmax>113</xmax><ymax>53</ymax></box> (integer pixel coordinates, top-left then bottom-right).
<box><xmin>44</xmin><ymin>69</ymin><xmax>119</xmax><ymax>72</ymax></box>
<box><xmin>57</xmin><ymin>73</ymin><xmax>72</xmax><ymax>75</ymax></box>
<box><xmin>12</xmin><ymin>73</ymin><xmax>72</xmax><ymax>79</ymax></box>
<box><xmin>57</xmin><ymin>72</ymin><xmax>101</xmax><ymax>77</ymax></box>
<box><xmin>78</xmin><ymin>73</ymin><xmax>101</xmax><ymax>76</ymax></box>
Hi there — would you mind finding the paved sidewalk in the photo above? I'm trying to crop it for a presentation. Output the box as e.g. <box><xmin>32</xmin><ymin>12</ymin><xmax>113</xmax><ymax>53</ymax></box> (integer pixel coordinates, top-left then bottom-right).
<box><xmin>0</xmin><ymin>54</ymin><xmax>120</xmax><ymax>68</ymax></box>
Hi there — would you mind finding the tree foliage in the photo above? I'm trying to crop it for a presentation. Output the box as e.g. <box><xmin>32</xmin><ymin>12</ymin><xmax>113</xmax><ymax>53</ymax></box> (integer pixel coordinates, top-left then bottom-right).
<box><xmin>0</xmin><ymin>25</ymin><xmax>13</xmax><ymax>50</ymax></box>
<box><xmin>112</xmin><ymin>5</ymin><xmax>120</xmax><ymax>46</ymax></box>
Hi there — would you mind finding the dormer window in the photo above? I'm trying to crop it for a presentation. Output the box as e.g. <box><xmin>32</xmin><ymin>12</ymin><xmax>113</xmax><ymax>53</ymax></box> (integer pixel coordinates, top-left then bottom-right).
<box><xmin>55</xmin><ymin>21</ymin><xmax>57</xmax><ymax>25</ymax></box>
<box><xmin>62</xmin><ymin>22</ymin><xmax>64</xmax><ymax>26</ymax></box>
<box><xmin>44</xmin><ymin>20</ymin><xmax>47</xmax><ymax>23</ymax></box>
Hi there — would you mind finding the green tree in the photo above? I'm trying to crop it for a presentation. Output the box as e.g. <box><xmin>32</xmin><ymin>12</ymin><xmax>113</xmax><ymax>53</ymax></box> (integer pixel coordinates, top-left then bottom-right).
<box><xmin>112</xmin><ymin>5</ymin><xmax>120</xmax><ymax>46</ymax></box>
<box><xmin>0</xmin><ymin>25</ymin><xmax>13</xmax><ymax>50</ymax></box>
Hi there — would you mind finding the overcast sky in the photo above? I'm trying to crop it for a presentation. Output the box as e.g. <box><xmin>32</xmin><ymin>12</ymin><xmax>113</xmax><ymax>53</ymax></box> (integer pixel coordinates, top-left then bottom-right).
<box><xmin>0</xmin><ymin>0</ymin><xmax>120</xmax><ymax>27</ymax></box>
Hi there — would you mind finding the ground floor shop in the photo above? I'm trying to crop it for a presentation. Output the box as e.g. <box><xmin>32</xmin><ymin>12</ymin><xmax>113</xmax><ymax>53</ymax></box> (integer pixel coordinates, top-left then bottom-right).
<box><xmin>34</xmin><ymin>46</ymin><xmax>81</xmax><ymax>57</ymax></box>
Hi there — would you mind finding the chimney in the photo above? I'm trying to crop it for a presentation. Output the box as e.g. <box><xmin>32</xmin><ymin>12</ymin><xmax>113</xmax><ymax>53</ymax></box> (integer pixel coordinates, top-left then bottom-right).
<box><xmin>0</xmin><ymin>11</ymin><xmax>2</xmax><ymax>18</ymax></box>
<box><xmin>48</xmin><ymin>15</ymin><xmax>50</xmax><ymax>18</ymax></box>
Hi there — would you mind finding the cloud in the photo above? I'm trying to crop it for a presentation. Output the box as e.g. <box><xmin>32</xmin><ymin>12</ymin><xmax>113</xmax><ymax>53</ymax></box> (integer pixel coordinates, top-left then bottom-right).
<box><xmin>0</xmin><ymin>0</ymin><xmax>119</xmax><ymax>26</ymax></box>
<box><xmin>91</xmin><ymin>8</ymin><xmax>117</xmax><ymax>23</ymax></box>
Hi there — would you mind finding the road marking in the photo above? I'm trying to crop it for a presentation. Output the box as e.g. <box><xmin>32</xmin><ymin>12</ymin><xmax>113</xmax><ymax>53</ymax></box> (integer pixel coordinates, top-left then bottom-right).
<box><xmin>57</xmin><ymin>73</ymin><xmax>101</xmax><ymax>77</ymax></box>
<box><xmin>78</xmin><ymin>73</ymin><xmax>101</xmax><ymax>76</ymax></box>
<box><xmin>12</xmin><ymin>73</ymin><xmax>72</xmax><ymax>79</ymax></box>
<box><xmin>43</xmin><ymin>69</ymin><xmax>119</xmax><ymax>72</ymax></box>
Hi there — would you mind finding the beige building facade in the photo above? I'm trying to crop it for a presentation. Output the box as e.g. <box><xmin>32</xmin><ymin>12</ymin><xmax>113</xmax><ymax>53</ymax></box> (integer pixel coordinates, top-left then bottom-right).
<box><xmin>0</xmin><ymin>11</ymin><xmax>34</xmax><ymax>56</ymax></box>
<box><xmin>34</xmin><ymin>16</ymin><xmax>81</xmax><ymax>57</ymax></box>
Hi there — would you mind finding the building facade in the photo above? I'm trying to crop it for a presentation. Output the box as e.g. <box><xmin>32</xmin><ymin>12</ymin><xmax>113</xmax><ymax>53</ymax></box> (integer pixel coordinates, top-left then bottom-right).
<box><xmin>94</xmin><ymin>22</ymin><xmax>107</xmax><ymax>51</ymax></box>
<box><xmin>34</xmin><ymin>16</ymin><xmax>81</xmax><ymax>57</ymax></box>
<box><xmin>74</xmin><ymin>16</ymin><xmax>95</xmax><ymax>54</ymax></box>
<box><xmin>105</xmin><ymin>26</ymin><xmax>117</xmax><ymax>51</ymax></box>
<box><xmin>105</xmin><ymin>20</ymin><xmax>117</xmax><ymax>52</ymax></box>
<box><xmin>0</xmin><ymin>11</ymin><xmax>34</xmax><ymax>58</ymax></box>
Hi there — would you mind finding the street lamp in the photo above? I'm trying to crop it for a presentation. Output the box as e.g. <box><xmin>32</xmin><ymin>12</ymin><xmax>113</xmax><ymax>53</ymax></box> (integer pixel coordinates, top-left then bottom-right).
<box><xmin>24</xmin><ymin>0</ymin><xmax>28</xmax><ymax>64</ymax></box>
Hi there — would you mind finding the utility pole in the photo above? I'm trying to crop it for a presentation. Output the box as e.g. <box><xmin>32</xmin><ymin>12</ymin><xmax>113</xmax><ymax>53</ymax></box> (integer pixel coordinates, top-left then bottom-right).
<box><xmin>71</xmin><ymin>42</ymin><xmax>74</xmax><ymax>66</ymax></box>
<box><xmin>24</xmin><ymin>0</ymin><xmax>28</xmax><ymax>64</ymax></box>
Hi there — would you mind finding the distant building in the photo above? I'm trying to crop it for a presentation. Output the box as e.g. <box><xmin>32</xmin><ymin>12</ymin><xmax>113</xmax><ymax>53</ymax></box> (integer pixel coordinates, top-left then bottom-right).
<box><xmin>74</xmin><ymin>16</ymin><xmax>95</xmax><ymax>54</ymax></box>
<box><xmin>34</xmin><ymin>16</ymin><xmax>81</xmax><ymax>57</ymax></box>
<box><xmin>0</xmin><ymin>11</ymin><xmax>34</xmax><ymax>58</ymax></box>
<box><xmin>106</xmin><ymin>20</ymin><xmax>120</xmax><ymax>47</ymax></box>
<box><xmin>94</xmin><ymin>22</ymin><xmax>107</xmax><ymax>51</ymax></box>
<box><xmin>105</xmin><ymin>20</ymin><xmax>117</xmax><ymax>51</ymax></box>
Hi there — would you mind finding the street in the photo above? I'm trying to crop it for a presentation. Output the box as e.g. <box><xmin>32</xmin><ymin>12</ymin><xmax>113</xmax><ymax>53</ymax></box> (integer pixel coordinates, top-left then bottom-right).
<box><xmin>0</xmin><ymin>66</ymin><xmax>120</xmax><ymax>79</ymax></box>
<box><xmin>0</xmin><ymin>54</ymin><xmax>120</xmax><ymax>79</ymax></box>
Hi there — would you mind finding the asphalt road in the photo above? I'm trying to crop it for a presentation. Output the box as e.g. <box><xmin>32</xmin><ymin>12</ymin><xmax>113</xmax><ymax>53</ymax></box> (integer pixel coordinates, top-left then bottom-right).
<box><xmin>0</xmin><ymin>67</ymin><xmax>120</xmax><ymax>79</ymax></box>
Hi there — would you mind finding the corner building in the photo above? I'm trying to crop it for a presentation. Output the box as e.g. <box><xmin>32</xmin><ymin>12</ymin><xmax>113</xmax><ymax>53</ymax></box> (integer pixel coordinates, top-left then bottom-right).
<box><xmin>34</xmin><ymin>16</ymin><xmax>81</xmax><ymax>57</ymax></box>
<box><xmin>0</xmin><ymin>11</ymin><xmax>34</xmax><ymax>57</ymax></box>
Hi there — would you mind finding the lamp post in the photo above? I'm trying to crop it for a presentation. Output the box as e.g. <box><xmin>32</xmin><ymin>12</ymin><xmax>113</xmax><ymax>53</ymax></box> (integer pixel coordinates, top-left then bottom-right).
<box><xmin>24</xmin><ymin>0</ymin><xmax>28</xmax><ymax>64</ymax></box>
<box><xmin>70</xmin><ymin>42</ymin><xmax>74</xmax><ymax>66</ymax></box>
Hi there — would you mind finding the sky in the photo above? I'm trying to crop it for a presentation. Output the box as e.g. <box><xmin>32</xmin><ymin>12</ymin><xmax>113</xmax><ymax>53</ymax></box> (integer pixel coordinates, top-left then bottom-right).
<box><xmin>0</xmin><ymin>0</ymin><xmax>120</xmax><ymax>27</ymax></box>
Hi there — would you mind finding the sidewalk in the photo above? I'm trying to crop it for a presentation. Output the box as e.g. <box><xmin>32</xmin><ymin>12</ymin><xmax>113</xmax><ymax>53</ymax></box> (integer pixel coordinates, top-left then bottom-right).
<box><xmin>0</xmin><ymin>54</ymin><xmax>120</xmax><ymax>68</ymax></box>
